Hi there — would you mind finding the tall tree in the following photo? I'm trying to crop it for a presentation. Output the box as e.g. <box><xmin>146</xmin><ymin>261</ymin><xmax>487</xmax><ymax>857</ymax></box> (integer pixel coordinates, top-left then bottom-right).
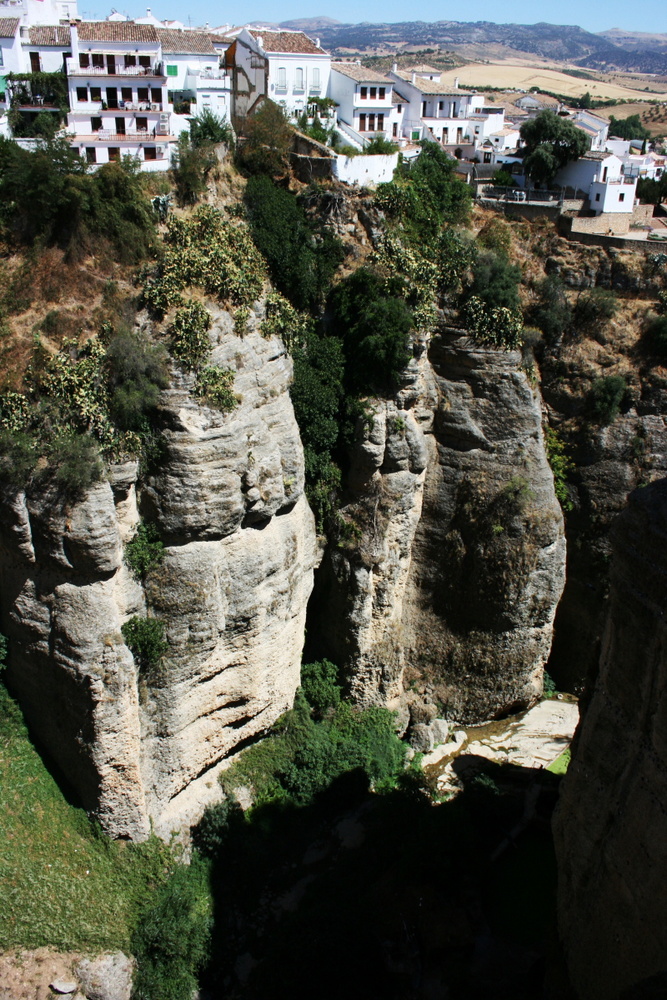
<box><xmin>520</xmin><ymin>110</ymin><xmax>588</xmax><ymax>185</ymax></box>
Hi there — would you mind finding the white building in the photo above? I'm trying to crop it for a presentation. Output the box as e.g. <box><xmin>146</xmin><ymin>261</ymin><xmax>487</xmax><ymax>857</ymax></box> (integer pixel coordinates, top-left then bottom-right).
<box><xmin>231</xmin><ymin>27</ymin><xmax>330</xmax><ymax>117</ymax></box>
<box><xmin>0</xmin><ymin>0</ymin><xmax>77</xmax><ymax>28</ymax></box>
<box><xmin>156</xmin><ymin>28</ymin><xmax>231</xmax><ymax>119</ymax></box>
<box><xmin>555</xmin><ymin>150</ymin><xmax>637</xmax><ymax>214</ymax></box>
<box><xmin>388</xmin><ymin>66</ymin><xmax>499</xmax><ymax>149</ymax></box>
<box><xmin>21</xmin><ymin>23</ymin><xmax>71</xmax><ymax>73</ymax></box>
<box><xmin>329</xmin><ymin>62</ymin><xmax>399</xmax><ymax>147</ymax></box>
<box><xmin>66</xmin><ymin>21</ymin><xmax>173</xmax><ymax>171</ymax></box>
<box><xmin>569</xmin><ymin>109</ymin><xmax>610</xmax><ymax>152</ymax></box>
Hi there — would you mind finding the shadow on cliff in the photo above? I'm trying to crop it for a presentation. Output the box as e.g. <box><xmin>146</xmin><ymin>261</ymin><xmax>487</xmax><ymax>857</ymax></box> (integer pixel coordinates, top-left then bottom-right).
<box><xmin>199</xmin><ymin>760</ymin><xmax>564</xmax><ymax>1000</ymax></box>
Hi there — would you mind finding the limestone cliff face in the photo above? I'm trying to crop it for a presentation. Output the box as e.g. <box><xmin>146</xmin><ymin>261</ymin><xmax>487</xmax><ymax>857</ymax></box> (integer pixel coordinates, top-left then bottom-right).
<box><xmin>311</xmin><ymin>329</ymin><xmax>566</xmax><ymax>723</ymax></box>
<box><xmin>0</xmin><ymin>315</ymin><xmax>317</xmax><ymax>839</ymax></box>
<box><xmin>553</xmin><ymin>479</ymin><xmax>667</xmax><ymax>1000</ymax></box>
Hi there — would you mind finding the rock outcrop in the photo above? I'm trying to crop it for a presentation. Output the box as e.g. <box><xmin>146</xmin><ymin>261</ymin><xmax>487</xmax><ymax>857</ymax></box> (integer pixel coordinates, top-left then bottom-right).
<box><xmin>311</xmin><ymin>329</ymin><xmax>566</xmax><ymax>723</ymax></box>
<box><xmin>0</xmin><ymin>315</ymin><xmax>317</xmax><ymax>839</ymax></box>
<box><xmin>553</xmin><ymin>479</ymin><xmax>667</xmax><ymax>1000</ymax></box>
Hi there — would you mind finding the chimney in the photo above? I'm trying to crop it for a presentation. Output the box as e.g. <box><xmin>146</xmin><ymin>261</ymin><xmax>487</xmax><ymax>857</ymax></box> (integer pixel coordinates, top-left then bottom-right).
<box><xmin>316</xmin><ymin>37</ymin><xmax>320</xmax><ymax>47</ymax></box>
<box><xmin>257</xmin><ymin>35</ymin><xmax>263</xmax><ymax>48</ymax></box>
<box><xmin>146</xmin><ymin>7</ymin><xmax>151</xmax><ymax>15</ymax></box>
<box><xmin>392</xmin><ymin>61</ymin><xmax>398</xmax><ymax>73</ymax></box>
<box><xmin>411</xmin><ymin>71</ymin><xmax>416</xmax><ymax>84</ymax></box>
<box><xmin>454</xmin><ymin>76</ymin><xmax>459</xmax><ymax>89</ymax></box>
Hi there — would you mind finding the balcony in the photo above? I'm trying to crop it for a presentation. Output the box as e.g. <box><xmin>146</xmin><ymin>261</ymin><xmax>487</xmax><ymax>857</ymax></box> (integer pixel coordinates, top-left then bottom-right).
<box><xmin>66</xmin><ymin>59</ymin><xmax>165</xmax><ymax>78</ymax></box>
<box><xmin>82</xmin><ymin>131</ymin><xmax>175</xmax><ymax>142</ymax></box>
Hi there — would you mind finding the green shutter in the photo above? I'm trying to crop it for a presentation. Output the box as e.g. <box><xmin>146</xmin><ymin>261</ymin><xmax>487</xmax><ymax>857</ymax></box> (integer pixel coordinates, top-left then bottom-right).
<box><xmin>167</xmin><ymin>65</ymin><xmax>178</xmax><ymax>77</ymax></box>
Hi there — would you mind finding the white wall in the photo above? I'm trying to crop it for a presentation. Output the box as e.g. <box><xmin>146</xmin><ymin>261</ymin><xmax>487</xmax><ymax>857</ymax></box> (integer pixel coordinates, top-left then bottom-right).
<box><xmin>334</xmin><ymin>151</ymin><xmax>398</xmax><ymax>186</ymax></box>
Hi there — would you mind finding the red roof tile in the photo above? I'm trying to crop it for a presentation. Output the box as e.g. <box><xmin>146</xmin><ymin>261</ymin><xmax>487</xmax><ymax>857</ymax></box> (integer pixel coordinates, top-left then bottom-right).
<box><xmin>28</xmin><ymin>25</ymin><xmax>71</xmax><ymax>46</ymax></box>
<box><xmin>77</xmin><ymin>21</ymin><xmax>159</xmax><ymax>43</ymax></box>
<box><xmin>248</xmin><ymin>29</ymin><xmax>325</xmax><ymax>55</ymax></box>
<box><xmin>0</xmin><ymin>17</ymin><xmax>19</xmax><ymax>38</ymax></box>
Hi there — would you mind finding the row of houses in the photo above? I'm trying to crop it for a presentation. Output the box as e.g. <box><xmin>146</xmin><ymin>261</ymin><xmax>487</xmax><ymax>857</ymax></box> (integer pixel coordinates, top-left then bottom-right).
<box><xmin>0</xmin><ymin>0</ymin><xmax>665</xmax><ymax>204</ymax></box>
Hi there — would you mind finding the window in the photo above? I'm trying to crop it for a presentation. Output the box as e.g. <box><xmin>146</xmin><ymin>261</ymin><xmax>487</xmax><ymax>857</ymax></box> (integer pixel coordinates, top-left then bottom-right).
<box><xmin>90</xmin><ymin>86</ymin><xmax>101</xmax><ymax>101</ymax></box>
<box><xmin>79</xmin><ymin>53</ymin><xmax>89</xmax><ymax>68</ymax></box>
<box><xmin>85</xmin><ymin>147</ymin><xmax>96</xmax><ymax>163</ymax></box>
<box><xmin>360</xmin><ymin>87</ymin><xmax>367</xmax><ymax>99</ymax></box>
<box><xmin>29</xmin><ymin>52</ymin><xmax>41</xmax><ymax>73</ymax></box>
<box><xmin>295</xmin><ymin>67</ymin><xmax>304</xmax><ymax>91</ymax></box>
<box><xmin>359</xmin><ymin>113</ymin><xmax>366</xmax><ymax>131</ymax></box>
<box><xmin>124</xmin><ymin>55</ymin><xmax>136</xmax><ymax>67</ymax></box>
<box><xmin>144</xmin><ymin>146</ymin><xmax>157</xmax><ymax>160</ymax></box>
<box><xmin>76</xmin><ymin>87</ymin><xmax>88</xmax><ymax>102</ymax></box>
<box><xmin>121</xmin><ymin>87</ymin><xmax>132</xmax><ymax>101</ymax></box>
<box><xmin>312</xmin><ymin>67</ymin><xmax>320</xmax><ymax>89</ymax></box>
<box><xmin>136</xmin><ymin>116</ymin><xmax>148</xmax><ymax>132</ymax></box>
<box><xmin>595</xmin><ymin>193</ymin><xmax>601</xmax><ymax>202</ymax></box>
<box><xmin>379</xmin><ymin>87</ymin><xmax>385</xmax><ymax>99</ymax></box>
<box><xmin>91</xmin><ymin>116</ymin><xmax>102</xmax><ymax>131</ymax></box>
<box><xmin>277</xmin><ymin>67</ymin><xmax>286</xmax><ymax>90</ymax></box>
<box><xmin>138</xmin><ymin>87</ymin><xmax>149</xmax><ymax>102</ymax></box>
<box><xmin>619</xmin><ymin>192</ymin><xmax>625</xmax><ymax>202</ymax></box>
<box><xmin>167</xmin><ymin>64</ymin><xmax>178</xmax><ymax>76</ymax></box>
<box><xmin>377</xmin><ymin>113</ymin><xmax>384</xmax><ymax>131</ymax></box>
<box><xmin>392</xmin><ymin>122</ymin><xmax>397</xmax><ymax>137</ymax></box>
<box><xmin>439</xmin><ymin>101</ymin><xmax>444</xmax><ymax>110</ymax></box>
<box><xmin>139</xmin><ymin>55</ymin><xmax>150</xmax><ymax>69</ymax></box>
<box><xmin>106</xmin><ymin>87</ymin><xmax>118</xmax><ymax>108</ymax></box>
<box><xmin>483</xmin><ymin>151</ymin><xmax>491</xmax><ymax>163</ymax></box>
<box><xmin>92</xmin><ymin>53</ymin><xmax>104</xmax><ymax>68</ymax></box>
<box><xmin>108</xmin><ymin>147</ymin><xmax>120</xmax><ymax>162</ymax></box>
<box><xmin>397</xmin><ymin>104</ymin><xmax>402</xmax><ymax>112</ymax></box>
<box><xmin>151</xmin><ymin>88</ymin><xmax>161</xmax><ymax>103</ymax></box>
<box><xmin>370</xmin><ymin>87</ymin><xmax>376</xmax><ymax>99</ymax></box>
<box><xmin>368</xmin><ymin>113</ymin><xmax>375</xmax><ymax>131</ymax></box>
<box><xmin>602</xmin><ymin>166</ymin><xmax>608</xmax><ymax>182</ymax></box>
<box><xmin>422</xmin><ymin>101</ymin><xmax>427</xmax><ymax>117</ymax></box>
<box><xmin>115</xmin><ymin>117</ymin><xmax>125</xmax><ymax>135</ymax></box>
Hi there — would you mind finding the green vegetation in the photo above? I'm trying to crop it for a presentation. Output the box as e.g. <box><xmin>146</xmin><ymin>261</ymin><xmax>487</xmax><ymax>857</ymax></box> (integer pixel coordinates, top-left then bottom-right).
<box><xmin>106</xmin><ymin>328</ymin><xmax>170</xmax><ymax>433</ymax></box>
<box><xmin>219</xmin><ymin>660</ymin><xmax>406</xmax><ymax>808</ymax></box>
<box><xmin>542</xmin><ymin>670</ymin><xmax>558</xmax><ymax>697</ymax></box>
<box><xmin>574</xmin><ymin>288</ymin><xmax>618</xmax><ymax>334</ymax></box>
<box><xmin>0</xmin><ymin>684</ymin><xmax>177</xmax><ymax>952</ymax></box>
<box><xmin>236</xmin><ymin>101</ymin><xmax>293</xmax><ymax>178</ymax></box>
<box><xmin>637</xmin><ymin>174</ymin><xmax>667</xmax><ymax>205</ymax></box>
<box><xmin>189</xmin><ymin>108</ymin><xmax>234</xmax><ymax>149</ymax></box>
<box><xmin>547</xmin><ymin>747</ymin><xmax>571</xmax><ymax>774</ymax></box>
<box><xmin>529</xmin><ymin>275</ymin><xmax>573</xmax><ymax>341</ymax></box>
<box><xmin>125</xmin><ymin>520</ymin><xmax>165</xmax><ymax>579</ymax></box>
<box><xmin>520</xmin><ymin>111</ymin><xmax>588</xmax><ymax>185</ymax></box>
<box><xmin>171</xmin><ymin>134</ymin><xmax>217</xmax><ymax>207</ymax></box>
<box><xmin>132</xmin><ymin>860</ymin><xmax>212</xmax><ymax>1000</ymax></box>
<box><xmin>364</xmin><ymin>135</ymin><xmax>399</xmax><ymax>155</ymax></box>
<box><xmin>545</xmin><ymin>427</ymin><xmax>574</xmax><ymax>511</ymax></box>
<box><xmin>644</xmin><ymin>314</ymin><xmax>667</xmax><ymax>357</ymax></box>
<box><xmin>194</xmin><ymin>366</ymin><xmax>237</xmax><ymax>412</ymax></box>
<box><xmin>0</xmin><ymin>139</ymin><xmax>156</xmax><ymax>262</ymax></box>
<box><xmin>588</xmin><ymin>375</ymin><xmax>627</xmax><ymax>425</ymax></box>
<box><xmin>141</xmin><ymin>206</ymin><xmax>266</xmax><ymax>317</ymax></box>
<box><xmin>121</xmin><ymin>616</ymin><xmax>168</xmax><ymax>670</ymax></box>
<box><xmin>244</xmin><ymin>175</ymin><xmax>345</xmax><ymax>311</ymax></box>
<box><xmin>169</xmin><ymin>301</ymin><xmax>212</xmax><ymax>370</ymax></box>
<box><xmin>608</xmin><ymin>114</ymin><xmax>651</xmax><ymax>142</ymax></box>
<box><xmin>463</xmin><ymin>296</ymin><xmax>523</xmax><ymax>350</ymax></box>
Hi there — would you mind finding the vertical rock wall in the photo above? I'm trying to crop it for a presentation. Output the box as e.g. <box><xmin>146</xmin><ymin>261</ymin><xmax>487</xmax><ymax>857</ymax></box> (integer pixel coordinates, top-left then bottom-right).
<box><xmin>0</xmin><ymin>320</ymin><xmax>317</xmax><ymax>840</ymax></box>
<box><xmin>553</xmin><ymin>479</ymin><xmax>667</xmax><ymax>1000</ymax></box>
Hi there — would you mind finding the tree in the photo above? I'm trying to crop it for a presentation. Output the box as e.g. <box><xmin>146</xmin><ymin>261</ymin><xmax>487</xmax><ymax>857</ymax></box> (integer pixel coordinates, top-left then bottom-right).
<box><xmin>236</xmin><ymin>100</ymin><xmax>293</xmax><ymax>177</ymax></box>
<box><xmin>608</xmin><ymin>114</ymin><xmax>651</xmax><ymax>142</ymax></box>
<box><xmin>520</xmin><ymin>110</ymin><xmax>588</xmax><ymax>185</ymax></box>
<box><xmin>189</xmin><ymin>108</ymin><xmax>234</xmax><ymax>149</ymax></box>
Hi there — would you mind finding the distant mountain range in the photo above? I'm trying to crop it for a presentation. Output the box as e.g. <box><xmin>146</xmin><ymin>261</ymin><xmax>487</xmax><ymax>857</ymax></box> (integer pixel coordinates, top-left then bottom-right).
<box><xmin>277</xmin><ymin>18</ymin><xmax>667</xmax><ymax>74</ymax></box>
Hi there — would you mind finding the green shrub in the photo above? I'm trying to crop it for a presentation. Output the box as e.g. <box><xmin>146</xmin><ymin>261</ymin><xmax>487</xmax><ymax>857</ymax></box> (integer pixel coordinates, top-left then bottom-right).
<box><xmin>469</xmin><ymin>252</ymin><xmax>521</xmax><ymax>311</ymax></box>
<box><xmin>545</xmin><ymin>427</ymin><xmax>574</xmax><ymax>511</ymax></box>
<box><xmin>301</xmin><ymin>659</ymin><xmax>341</xmax><ymax>717</ymax></box>
<box><xmin>0</xmin><ymin>632</ymin><xmax>7</xmax><ymax>670</ymax></box>
<box><xmin>476</xmin><ymin>218</ymin><xmax>512</xmax><ymax>258</ymax></box>
<box><xmin>588</xmin><ymin>375</ymin><xmax>627</xmax><ymax>425</ymax></box>
<box><xmin>434</xmin><ymin>228</ymin><xmax>477</xmax><ymax>298</ymax></box>
<box><xmin>364</xmin><ymin>136</ymin><xmax>399</xmax><ymax>155</ymax></box>
<box><xmin>191</xmin><ymin>798</ymin><xmax>243</xmax><ymax>858</ymax></box>
<box><xmin>171</xmin><ymin>134</ymin><xmax>216</xmax><ymax>206</ymax></box>
<box><xmin>189</xmin><ymin>108</ymin><xmax>234</xmax><ymax>149</ymax></box>
<box><xmin>106</xmin><ymin>329</ymin><xmax>169</xmax><ymax>432</ymax></box>
<box><xmin>132</xmin><ymin>860</ymin><xmax>212</xmax><ymax>1000</ymax></box>
<box><xmin>529</xmin><ymin>275</ymin><xmax>573</xmax><ymax>341</ymax></box>
<box><xmin>125</xmin><ymin>520</ymin><xmax>164</xmax><ymax>579</ymax></box>
<box><xmin>574</xmin><ymin>287</ymin><xmax>618</xmax><ymax>333</ymax></box>
<box><xmin>169</xmin><ymin>301</ymin><xmax>212</xmax><ymax>371</ymax></box>
<box><xmin>49</xmin><ymin>434</ymin><xmax>104</xmax><ymax>496</ymax></box>
<box><xmin>121</xmin><ymin>616</ymin><xmax>167</xmax><ymax>669</ymax></box>
<box><xmin>543</xmin><ymin>670</ymin><xmax>557</xmax><ymax>696</ymax></box>
<box><xmin>463</xmin><ymin>296</ymin><xmax>523</xmax><ymax>350</ymax></box>
<box><xmin>492</xmin><ymin>169</ymin><xmax>514</xmax><ymax>187</ymax></box>
<box><xmin>0</xmin><ymin>429</ymin><xmax>38</xmax><ymax>489</ymax></box>
<box><xmin>194</xmin><ymin>365</ymin><xmax>236</xmax><ymax>411</ymax></box>
<box><xmin>643</xmin><ymin>314</ymin><xmax>667</xmax><ymax>358</ymax></box>
<box><xmin>236</xmin><ymin>100</ymin><xmax>293</xmax><ymax>177</ymax></box>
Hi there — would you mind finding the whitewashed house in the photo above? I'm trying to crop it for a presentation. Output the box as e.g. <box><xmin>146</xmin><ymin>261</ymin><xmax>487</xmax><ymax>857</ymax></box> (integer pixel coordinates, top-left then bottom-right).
<box><xmin>156</xmin><ymin>28</ymin><xmax>231</xmax><ymax>119</ymax></box>
<box><xmin>389</xmin><ymin>66</ymin><xmax>493</xmax><ymax>149</ymax></box>
<box><xmin>569</xmin><ymin>109</ymin><xmax>610</xmax><ymax>151</ymax></box>
<box><xmin>555</xmin><ymin>150</ymin><xmax>637</xmax><ymax>214</ymax></box>
<box><xmin>0</xmin><ymin>0</ymin><xmax>77</xmax><ymax>29</ymax></box>
<box><xmin>21</xmin><ymin>24</ymin><xmax>71</xmax><ymax>73</ymax></box>
<box><xmin>65</xmin><ymin>21</ymin><xmax>173</xmax><ymax>170</ymax></box>
<box><xmin>231</xmin><ymin>27</ymin><xmax>330</xmax><ymax>118</ymax></box>
<box><xmin>329</xmin><ymin>62</ymin><xmax>399</xmax><ymax>147</ymax></box>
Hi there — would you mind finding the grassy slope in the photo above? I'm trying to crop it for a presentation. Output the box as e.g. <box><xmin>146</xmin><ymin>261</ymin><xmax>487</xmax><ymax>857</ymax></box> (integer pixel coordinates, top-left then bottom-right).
<box><xmin>0</xmin><ymin>684</ymin><xmax>175</xmax><ymax>953</ymax></box>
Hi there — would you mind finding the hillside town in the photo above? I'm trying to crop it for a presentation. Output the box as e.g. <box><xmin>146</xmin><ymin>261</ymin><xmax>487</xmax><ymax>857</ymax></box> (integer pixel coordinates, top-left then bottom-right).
<box><xmin>0</xmin><ymin>0</ymin><xmax>666</xmax><ymax>229</ymax></box>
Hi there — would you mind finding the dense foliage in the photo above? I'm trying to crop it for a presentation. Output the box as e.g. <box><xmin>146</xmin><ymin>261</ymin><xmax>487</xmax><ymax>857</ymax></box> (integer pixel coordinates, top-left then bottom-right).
<box><xmin>608</xmin><ymin>114</ymin><xmax>651</xmax><ymax>142</ymax></box>
<box><xmin>125</xmin><ymin>520</ymin><xmax>165</xmax><ymax>579</ymax></box>
<box><xmin>529</xmin><ymin>275</ymin><xmax>573</xmax><ymax>340</ymax></box>
<box><xmin>588</xmin><ymin>375</ymin><xmax>627</xmax><ymax>425</ymax></box>
<box><xmin>0</xmin><ymin>139</ymin><xmax>156</xmax><ymax>261</ymax></box>
<box><xmin>520</xmin><ymin>111</ymin><xmax>588</xmax><ymax>185</ymax></box>
<box><xmin>236</xmin><ymin>100</ymin><xmax>294</xmax><ymax>177</ymax></box>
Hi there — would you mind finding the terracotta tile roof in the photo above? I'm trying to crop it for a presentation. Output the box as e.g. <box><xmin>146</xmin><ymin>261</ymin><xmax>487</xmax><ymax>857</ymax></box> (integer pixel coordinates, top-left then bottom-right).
<box><xmin>403</xmin><ymin>63</ymin><xmax>441</xmax><ymax>75</ymax></box>
<box><xmin>332</xmin><ymin>62</ymin><xmax>391</xmax><ymax>83</ymax></box>
<box><xmin>394</xmin><ymin>70</ymin><xmax>471</xmax><ymax>96</ymax></box>
<box><xmin>0</xmin><ymin>17</ymin><xmax>19</xmax><ymax>38</ymax></box>
<box><xmin>210</xmin><ymin>32</ymin><xmax>233</xmax><ymax>45</ymax></box>
<box><xmin>156</xmin><ymin>28</ymin><xmax>216</xmax><ymax>54</ymax></box>
<box><xmin>28</xmin><ymin>25</ymin><xmax>71</xmax><ymax>46</ymax></box>
<box><xmin>248</xmin><ymin>29</ymin><xmax>325</xmax><ymax>55</ymax></box>
<box><xmin>392</xmin><ymin>89</ymin><xmax>408</xmax><ymax>104</ymax></box>
<box><xmin>582</xmin><ymin>150</ymin><xmax>614</xmax><ymax>160</ymax></box>
<box><xmin>77</xmin><ymin>21</ymin><xmax>159</xmax><ymax>43</ymax></box>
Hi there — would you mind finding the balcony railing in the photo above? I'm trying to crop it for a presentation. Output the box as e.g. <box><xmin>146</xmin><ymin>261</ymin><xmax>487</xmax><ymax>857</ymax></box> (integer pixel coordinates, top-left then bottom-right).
<box><xmin>85</xmin><ymin>130</ymin><xmax>172</xmax><ymax>142</ymax></box>
<box><xmin>67</xmin><ymin>60</ymin><xmax>164</xmax><ymax>78</ymax></box>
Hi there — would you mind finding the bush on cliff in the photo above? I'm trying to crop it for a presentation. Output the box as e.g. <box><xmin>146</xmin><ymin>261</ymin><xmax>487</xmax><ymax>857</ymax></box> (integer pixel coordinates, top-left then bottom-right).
<box><xmin>588</xmin><ymin>375</ymin><xmax>627</xmax><ymax>425</ymax></box>
<box><xmin>121</xmin><ymin>616</ymin><xmax>168</xmax><ymax>669</ymax></box>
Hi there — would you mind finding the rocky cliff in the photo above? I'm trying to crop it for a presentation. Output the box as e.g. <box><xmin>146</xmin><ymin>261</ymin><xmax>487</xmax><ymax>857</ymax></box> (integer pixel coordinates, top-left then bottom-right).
<box><xmin>310</xmin><ymin>327</ymin><xmax>566</xmax><ymax>724</ymax></box>
<box><xmin>0</xmin><ymin>312</ymin><xmax>317</xmax><ymax>839</ymax></box>
<box><xmin>553</xmin><ymin>478</ymin><xmax>667</xmax><ymax>1000</ymax></box>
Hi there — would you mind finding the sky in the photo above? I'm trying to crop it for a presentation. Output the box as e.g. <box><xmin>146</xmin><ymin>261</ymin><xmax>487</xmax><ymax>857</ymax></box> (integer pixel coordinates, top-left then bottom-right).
<box><xmin>81</xmin><ymin>1</ymin><xmax>667</xmax><ymax>35</ymax></box>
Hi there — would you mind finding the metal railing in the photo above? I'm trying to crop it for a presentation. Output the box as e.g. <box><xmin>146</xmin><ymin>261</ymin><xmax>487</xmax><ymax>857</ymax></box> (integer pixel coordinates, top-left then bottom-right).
<box><xmin>67</xmin><ymin>60</ymin><xmax>164</xmax><ymax>78</ymax></box>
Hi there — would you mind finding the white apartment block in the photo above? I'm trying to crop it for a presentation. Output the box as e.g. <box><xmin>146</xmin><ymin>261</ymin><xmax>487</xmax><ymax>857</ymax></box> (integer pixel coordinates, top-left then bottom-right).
<box><xmin>231</xmin><ymin>27</ymin><xmax>330</xmax><ymax>117</ymax></box>
<box><xmin>329</xmin><ymin>62</ymin><xmax>402</xmax><ymax>147</ymax></box>
<box><xmin>156</xmin><ymin>28</ymin><xmax>231</xmax><ymax>119</ymax></box>
<box><xmin>66</xmin><ymin>21</ymin><xmax>173</xmax><ymax>171</ymax></box>
<box><xmin>555</xmin><ymin>151</ymin><xmax>637</xmax><ymax>214</ymax></box>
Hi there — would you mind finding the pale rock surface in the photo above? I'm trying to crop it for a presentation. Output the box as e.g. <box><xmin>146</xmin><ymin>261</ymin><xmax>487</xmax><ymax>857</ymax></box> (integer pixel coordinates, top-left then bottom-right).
<box><xmin>0</xmin><ymin>320</ymin><xmax>316</xmax><ymax>839</ymax></box>
<box><xmin>553</xmin><ymin>479</ymin><xmax>667</xmax><ymax>1000</ymax></box>
<box><xmin>75</xmin><ymin>952</ymin><xmax>133</xmax><ymax>1000</ymax></box>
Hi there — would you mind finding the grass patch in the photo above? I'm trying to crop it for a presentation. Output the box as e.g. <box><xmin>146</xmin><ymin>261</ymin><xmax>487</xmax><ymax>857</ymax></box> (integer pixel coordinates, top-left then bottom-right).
<box><xmin>0</xmin><ymin>684</ymin><xmax>176</xmax><ymax>953</ymax></box>
<box><xmin>547</xmin><ymin>747</ymin><xmax>571</xmax><ymax>775</ymax></box>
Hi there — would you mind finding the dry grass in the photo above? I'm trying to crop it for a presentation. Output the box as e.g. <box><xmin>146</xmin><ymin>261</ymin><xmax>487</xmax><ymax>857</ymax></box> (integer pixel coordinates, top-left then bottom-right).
<box><xmin>435</xmin><ymin>62</ymin><xmax>667</xmax><ymax>102</ymax></box>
